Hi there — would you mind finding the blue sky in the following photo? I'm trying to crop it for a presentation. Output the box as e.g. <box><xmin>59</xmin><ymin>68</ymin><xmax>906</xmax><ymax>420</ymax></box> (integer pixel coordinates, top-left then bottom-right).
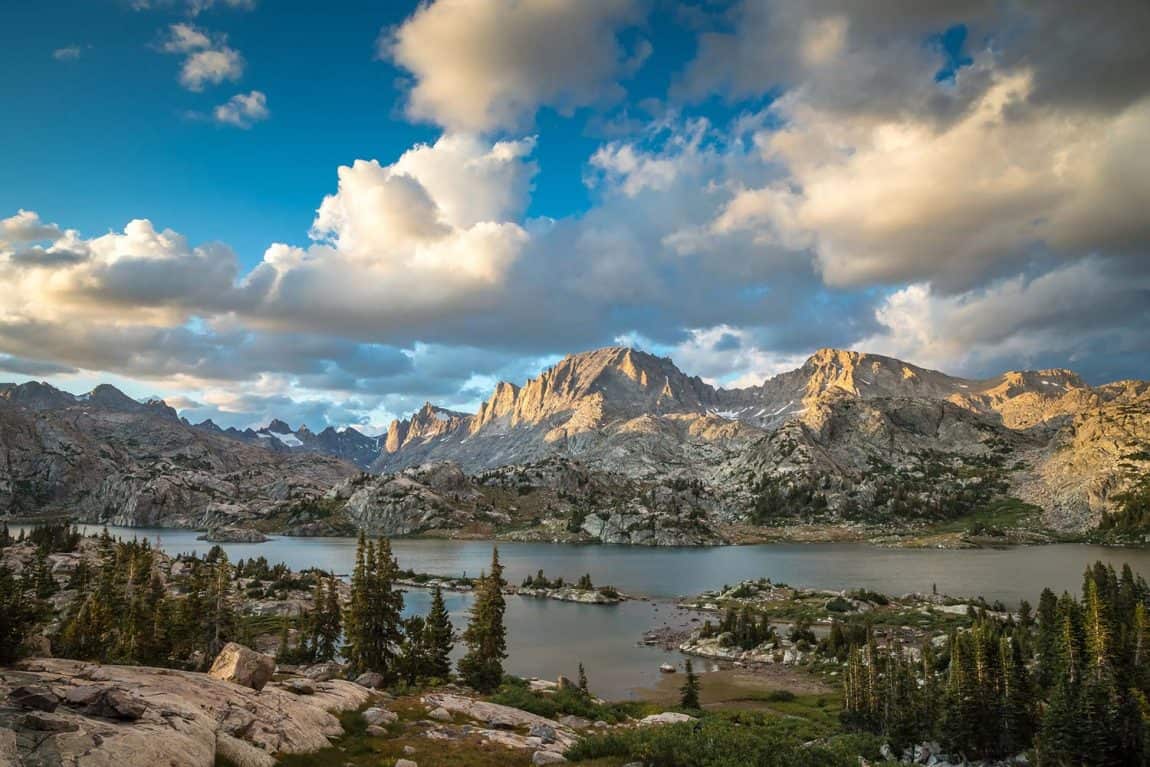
<box><xmin>1</xmin><ymin>0</ymin><xmax>1148</xmax><ymax>431</ymax></box>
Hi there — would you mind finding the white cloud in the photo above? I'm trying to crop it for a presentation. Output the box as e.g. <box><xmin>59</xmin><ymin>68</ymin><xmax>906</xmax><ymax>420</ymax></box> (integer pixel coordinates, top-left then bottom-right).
<box><xmin>214</xmin><ymin>90</ymin><xmax>268</xmax><ymax>128</ymax></box>
<box><xmin>385</xmin><ymin>0</ymin><xmax>647</xmax><ymax>131</ymax></box>
<box><xmin>1</xmin><ymin>210</ymin><xmax>63</xmax><ymax>246</ymax></box>
<box><xmin>861</xmin><ymin>260</ymin><xmax>1150</xmax><ymax>374</ymax></box>
<box><xmin>52</xmin><ymin>46</ymin><xmax>84</xmax><ymax>61</ymax></box>
<box><xmin>727</xmin><ymin>76</ymin><xmax>1150</xmax><ymax>290</ymax></box>
<box><xmin>159</xmin><ymin>23</ymin><xmax>243</xmax><ymax>91</ymax></box>
<box><xmin>133</xmin><ymin>0</ymin><xmax>255</xmax><ymax>15</ymax></box>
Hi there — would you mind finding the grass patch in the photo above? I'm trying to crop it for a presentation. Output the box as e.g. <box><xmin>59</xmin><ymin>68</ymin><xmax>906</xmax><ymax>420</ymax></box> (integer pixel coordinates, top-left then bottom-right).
<box><xmin>565</xmin><ymin>712</ymin><xmax>883</xmax><ymax>766</ymax></box>
<box><xmin>492</xmin><ymin>677</ymin><xmax>650</xmax><ymax>723</ymax></box>
<box><xmin>927</xmin><ymin>497</ymin><xmax>1041</xmax><ymax>535</ymax></box>
<box><xmin>277</xmin><ymin>705</ymin><xmax>536</xmax><ymax>767</ymax></box>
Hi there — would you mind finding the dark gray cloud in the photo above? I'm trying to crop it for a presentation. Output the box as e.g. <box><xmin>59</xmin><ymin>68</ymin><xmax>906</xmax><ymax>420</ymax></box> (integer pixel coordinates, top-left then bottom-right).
<box><xmin>0</xmin><ymin>355</ymin><xmax>79</xmax><ymax>377</ymax></box>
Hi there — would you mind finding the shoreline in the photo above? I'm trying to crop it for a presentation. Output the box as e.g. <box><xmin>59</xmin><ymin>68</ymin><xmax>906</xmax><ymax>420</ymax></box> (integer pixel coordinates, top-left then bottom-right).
<box><xmin>49</xmin><ymin>520</ymin><xmax>1119</xmax><ymax>550</ymax></box>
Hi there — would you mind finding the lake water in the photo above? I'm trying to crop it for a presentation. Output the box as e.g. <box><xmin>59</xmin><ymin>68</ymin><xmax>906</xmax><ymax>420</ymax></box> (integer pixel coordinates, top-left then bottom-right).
<box><xmin>20</xmin><ymin>525</ymin><xmax>1150</xmax><ymax>699</ymax></box>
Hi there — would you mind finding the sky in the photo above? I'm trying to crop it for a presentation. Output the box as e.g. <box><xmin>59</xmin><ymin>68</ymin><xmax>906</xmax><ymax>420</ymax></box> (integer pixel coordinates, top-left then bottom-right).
<box><xmin>1</xmin><ymin>0</ymin><xmax>1149</xmax><ymax>433</ymax></box>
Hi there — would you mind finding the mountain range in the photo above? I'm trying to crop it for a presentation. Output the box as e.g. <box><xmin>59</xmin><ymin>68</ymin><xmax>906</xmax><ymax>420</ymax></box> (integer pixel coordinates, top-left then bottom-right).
<box><xmin>2</xmin><ymin>346</ymin><xmax>1148</xmax><ymax>544</ymax></box>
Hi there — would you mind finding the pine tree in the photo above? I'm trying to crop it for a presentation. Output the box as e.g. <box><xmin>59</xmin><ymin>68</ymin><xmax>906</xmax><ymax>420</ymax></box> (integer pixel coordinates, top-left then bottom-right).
<box><xmin>343</xmin><ymin>532</ymin><xmax>369</xmax><ymax>670</ymax></box>
<box><xmin>343</xmin><ymin>536</ymin><xmax>404</xmax><ymax>679</ymax></box>
<box><xmin>425</xmin><ymin>585</ymin><xmax>454</xmax><ymax>680</ymax></box>
<box><xmin>680</xmin><ymin>658</ymin><xmax>700</xmax><ymax>709</ymax></box>
<box><xmin>397</xmin><ymin>615</ymin><xmax>429</xmax><ymax>685</ymax></box>
<box><xmin>312</xmin><ymin>574</ymin><xmax>342</xmax><ymax>662</ymax></box>
<box><xmin>578</xmin><ymin>662</ymin><xmax>589</xmax><ymax>695</ymax></box>
<box><xmin>458</xmin><ymin>547</ymin><xmax>507</xmax><ymax>693</ymax></box>
<box><xmin>1035</xmin><ymin>587</ymin><xmax>1059</xmax><ymax>690</ymax></box>
<box><xmin>0</xmin><ymin>565</ymin><xmax>35</xmax><ymax>663</ymax></box>
<box><xmin>31</xmin><ymin>549</ymin><xmax>55</xmax><ymax>600</ymax></box>
<box><xmin>1083</xmin><ymin>577</ymin><xmax>1112</xmax><ymax>678</ymax></box>
<box><xmin>277</xmin><ymin>614</ymin><xmax>291</xmax><ymax>660</ymax></box>
<box><xmin>1000</xmin><ymin>635</ymin><xmax>1035</xmax><ymax>755</ymax></box>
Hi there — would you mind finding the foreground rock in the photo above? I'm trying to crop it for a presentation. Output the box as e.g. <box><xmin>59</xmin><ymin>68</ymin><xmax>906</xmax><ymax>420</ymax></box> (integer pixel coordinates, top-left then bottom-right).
<box><xmin>421</xmin><ymin>692</ymin><xmax>578</xmax><ymax>750</ymax></box>
<box><xmin>208</xmin><ymin>642</ymin><xmax>275</xmax><ymax>691</ymax></box>
<box><xmin>0</xmin><ymin>658</ymin><xmax>373</xmax><ymax>767</ymax></box>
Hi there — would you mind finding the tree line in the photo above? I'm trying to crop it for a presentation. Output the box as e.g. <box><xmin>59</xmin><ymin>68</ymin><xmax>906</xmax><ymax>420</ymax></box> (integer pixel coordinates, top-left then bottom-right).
<box><xmin>842</xmin><ymin>560</ymin><xmax>1150</xmax><ymax>765</ymax></box>
<box><xmin>1</xmin><ymin>525</ymin><xmax>510</xmax><ymax>695</ymax></box>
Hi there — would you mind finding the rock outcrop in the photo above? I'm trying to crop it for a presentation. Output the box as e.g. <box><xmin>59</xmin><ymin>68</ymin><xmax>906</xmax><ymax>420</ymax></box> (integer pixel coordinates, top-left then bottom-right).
<box><xmin>0</xmin><ymin>382</ymin><xmax>358</xmax><ymax>527</ymax></box>
<box><xmin>0</xmin><ymin>658</ymin><xmax>373</xmax><ymax>767</ymax></box>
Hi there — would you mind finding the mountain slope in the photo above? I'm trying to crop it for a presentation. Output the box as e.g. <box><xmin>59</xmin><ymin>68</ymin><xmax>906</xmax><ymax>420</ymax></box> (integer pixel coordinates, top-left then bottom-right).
<box><xmin>3</xmin><ymin>346</ymin><xmax>1147</xmax><ymax>540</ymax></box>
<box><xmin>372</xmin><ymin>347</ymin><xmax>1150</xmax><ymax>531</ymax></box>
<box><xmin>0</xmin><ymin>382</ymin><xmax>359</xmax><ymax>527</ymax></box>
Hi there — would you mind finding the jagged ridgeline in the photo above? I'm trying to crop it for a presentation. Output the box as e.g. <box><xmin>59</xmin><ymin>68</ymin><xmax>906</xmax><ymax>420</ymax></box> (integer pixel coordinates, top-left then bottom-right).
<box><xmin>1</xmin><ymin>346</ymin><xmax>1148</xmax><ymax>542</ymax></box>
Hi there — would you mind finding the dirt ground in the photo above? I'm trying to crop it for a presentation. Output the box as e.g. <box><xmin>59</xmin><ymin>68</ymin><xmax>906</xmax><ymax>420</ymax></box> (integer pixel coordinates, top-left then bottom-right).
<box><xmin>633</xmin><ymin>663</ymin><xmax>834</xmax><ymax>709</ymax></box>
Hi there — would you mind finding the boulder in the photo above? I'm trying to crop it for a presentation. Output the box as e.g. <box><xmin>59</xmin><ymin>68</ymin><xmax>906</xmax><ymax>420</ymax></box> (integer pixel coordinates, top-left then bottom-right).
<box><xmin>532</xmin><ymin>751</ymin><xmax>568</xmax><ymax>765</ymax></box>
<box><xmin>529</xmin><ymin>723</ymin><xmax>557</xmax><ymax>743</ymax></box>
<box><xmin>395</xmin><ymin>760</ymin><xmax>418</xmax><ymax>767</ymax></box>
<box><xmin>208</xmin><ymin>643</ymin><xmax>275</xmax><ymax>691</ymax></box>
<box><xmin>283</xmin><ymin>678</ymin><xmax>316</xmax><ymax>695</ymax></box>
<box><xmin>87</xmin><ymin>688</ymin><xmax>147</xmax><ymax>720</ymax></box>
<box><xmin>22</xmin><ymin>712</ymin><xmax>79</xmax><ymax>732</ymax></box>
<box><xmin>1</xmin><ymin>658</ymin><xmax>374</xmax><ymax>766</ymax></box>
<box><xmin>363</xmin><ymin>706</ymin><xmax>398</xmax><ymax>726</ymax></box>
<box><xmin>638</xmin><ymin>712</ymin><xmax>695</xmax><ymax>726</ymax></box>
<box><xmin>302</xmin><ymin>661</ymin><xmax>345</xmax><ymax>682</ymax></box>
<box><xmin>8</xmin><ymin>684</ymin><xmax>60</xmax><ymax>711</ymax></box>
<box><xmin>556</xmin><ymin>674</ymin><xmax>575</xmax><ymax>691</ymax></box>
<box><xmin>428</xmin><ymin>706</ymin><xmax>453</xmax><ymax>722</ymax></box>
<box><xmin>63</xmin><ymin>685</ymin><xmax>104</xmax><ymax>708</ymax></box>
<box><xmin>557</xmin><ymin>714</ymin><xmax>590</xmax><ymax>730</ymax></box>
<box><xmin>354</xmin><ymin>671</ymin><xmax>386</xmax><ymax>689</ymax></box>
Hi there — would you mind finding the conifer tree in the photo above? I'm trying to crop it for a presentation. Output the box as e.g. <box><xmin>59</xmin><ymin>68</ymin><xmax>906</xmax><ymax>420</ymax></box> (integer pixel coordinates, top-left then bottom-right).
<box><xmin>578</xmin><ymin>662</ymin><xmax>589</xmax><ymax>695</ymax></box>
<box><xmin>425</xmin><ymin>585</ymin><xmax>454</xmax><ymax>680</ymax></box>
<box><xmin>312</xmin><ymin>574</ymin><xmax>342</xmax><ymax>662</ymax></box>
<box><xmin>1035</xmin><ymin>587</ymin><xmax>1060</xmax><ymax>690</ymax></box>
<box><xmin>458</xmin><ymin>547</ymin><xmax>507</xmax><ymax>693</ymax></box>
<box><xmin>0</xmin><ymin>565</ymin><xmax>35</xmax><ymax>664</ymax></box>
<box><xmin>344</xmin><ymin>536</ymin><xmax>404</xmax><ymax>679</ymax></box>
<box><xmin>680</xmin><ymin>658</ymin><xmax>700</xmax><ymax>709</ymax></box>
<box><xmin>32</xmin><ymin>548</ymin><xmax>56</xmax><ymax>599</ymax></box>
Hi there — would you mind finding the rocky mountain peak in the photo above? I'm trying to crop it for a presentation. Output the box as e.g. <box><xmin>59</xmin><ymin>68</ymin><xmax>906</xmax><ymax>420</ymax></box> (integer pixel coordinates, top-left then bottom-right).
<box><xmin>0</xmin><ymin>381</ymin><xmax>76</xmax><ymax>410</ymax></box>
<box><xmin>266</xmin><ymin>418</ymin><xmax>292</xmax><ymax>434</ymax></box>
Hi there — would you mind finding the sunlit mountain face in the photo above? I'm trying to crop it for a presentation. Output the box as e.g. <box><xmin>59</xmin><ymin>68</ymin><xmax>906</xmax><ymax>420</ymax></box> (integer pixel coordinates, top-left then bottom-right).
<box><xmin>1</xmin><ymin>0</ymin><xmax>1148</xmax><ymax>437</ymax></box>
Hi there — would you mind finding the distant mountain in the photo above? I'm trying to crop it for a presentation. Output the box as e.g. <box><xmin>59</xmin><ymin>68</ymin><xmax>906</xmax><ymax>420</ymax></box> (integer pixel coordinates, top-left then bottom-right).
<box><xmin>369</xmin><ymin>346</ymin><xmax>1150</xmax><ymax>531</ymax></box>
<box><xmin>0</xmin><ymin>381</ymin><xmax>359</xmax><ymax>528</ymax></box>
<box><xmin>190</xmin><ymin>417</ymin><xmax>382</xmax><ymax>469</ymax></box>
<box><xmin>2</xmin><ymin>346</ymin><xmax>1147</xmax><ymax>541</ymax></box>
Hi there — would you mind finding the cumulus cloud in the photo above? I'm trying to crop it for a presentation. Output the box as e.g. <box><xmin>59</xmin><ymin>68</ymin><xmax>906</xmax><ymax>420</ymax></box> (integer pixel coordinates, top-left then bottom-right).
<box><xmin>1</xmin><ymin>210</ymin><xmax>62</xmax><ymax>246</ymax></box>
<box><xmin>385</xmin><ymin>0</ymin><xmax>648</xmax><ymax>131</ymax></box>
<box><xmin>0</xmin><ymin>216</ymin><xmax>241</xmax><ymax>330</ymax></box>
<box><xmin>5</xmin><ymin>0</ymin><xmax>1150</xmax><ymax>422</ymax></box>
<box><xmin>213</xmin><ymin>90</ymin><xmax>269</xmax><ymax>127</ymax></box>
<box><xmin>160</xmin><ymin>23</ymin><xmax>243</xmax><ymax>91</ymax></box>
<box><xmin>718</xmin><ymin>75</ymin><xmax>1150</xmax><ymax>290</ymax></box>
<box><xmin>861</xmin><ymin>259</ymin><xmax>1150</xmax><ymax>378</ymax></box>
<box><xmin>244</xmin><ymin>133</ymin><xmax>537</xmax><ymax>335</ymax></box>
